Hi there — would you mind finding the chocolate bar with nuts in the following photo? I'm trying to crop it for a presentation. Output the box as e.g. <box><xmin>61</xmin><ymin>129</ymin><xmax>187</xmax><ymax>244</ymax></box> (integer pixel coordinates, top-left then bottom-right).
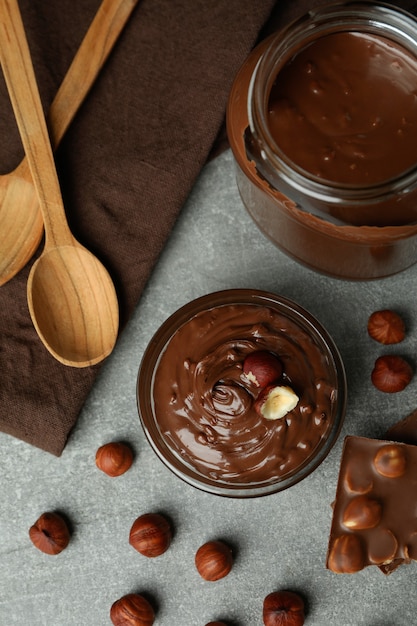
<box><xmin>326</xmin><ymin>435</ymin><xmax>417</xmax><ymax>574</ymax></box>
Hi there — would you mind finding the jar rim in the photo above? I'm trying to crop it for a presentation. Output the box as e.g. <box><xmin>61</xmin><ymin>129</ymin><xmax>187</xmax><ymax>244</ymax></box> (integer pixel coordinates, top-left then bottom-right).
<box><xmin>249</xmin><ymin>1</ymin><xmax>417</xmax><ymax>208</ymax></box>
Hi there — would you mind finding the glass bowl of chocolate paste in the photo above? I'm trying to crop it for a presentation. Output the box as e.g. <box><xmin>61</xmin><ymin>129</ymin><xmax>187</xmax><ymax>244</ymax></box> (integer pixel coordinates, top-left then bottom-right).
<box><xmin>227</xmin><ymin>2</ymin><xmax>417</xmax><ymax>279</ymax></box>
<box><xmin>137</xmin><ymin>290</ymin><xmax>346</xmax><ymax>497</ymax></box>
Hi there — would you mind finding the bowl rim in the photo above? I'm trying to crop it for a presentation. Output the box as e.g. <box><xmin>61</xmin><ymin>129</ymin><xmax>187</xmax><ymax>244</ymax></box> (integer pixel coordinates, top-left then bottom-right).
<box><xmin>136</xmin><ymin>288</ymin><xmax>347</xmax><ymax>498</ymax></box>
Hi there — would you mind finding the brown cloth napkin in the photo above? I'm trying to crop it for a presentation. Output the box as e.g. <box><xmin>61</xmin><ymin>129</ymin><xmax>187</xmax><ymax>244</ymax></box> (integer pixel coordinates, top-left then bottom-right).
<box><xmin>1</xmin><ymin>0</ymin><xmax>414</xmax><ymax>456</ymax></box>
<box><xmin>0</xmin><ymin>0</ymin><xmax>280</xmax><ymax>455</ymax></box>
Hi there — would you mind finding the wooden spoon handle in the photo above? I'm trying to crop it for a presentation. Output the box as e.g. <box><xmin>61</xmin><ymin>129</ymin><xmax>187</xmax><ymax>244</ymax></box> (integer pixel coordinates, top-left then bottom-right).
<box><xmin>48</xmin><ymin>0</ymin><xmax>139</xmax><ymax>148</ymax></box>
<box><xmin>0</xmin><ymin>0</ymin><xmax>70</xmax><ymax>246</ymax></box>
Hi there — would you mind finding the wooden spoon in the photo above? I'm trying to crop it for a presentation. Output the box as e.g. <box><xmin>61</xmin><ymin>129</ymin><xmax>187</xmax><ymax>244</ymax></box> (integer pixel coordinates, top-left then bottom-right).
<box><xmin>0</xmin><ymin>0</ymin><xmax>138</xmax><ymax>286</ymax></box>
<box><xmin>0</xmin><ymin>0</ymin><xmax>119</xmax><ymax>367</ymax></box>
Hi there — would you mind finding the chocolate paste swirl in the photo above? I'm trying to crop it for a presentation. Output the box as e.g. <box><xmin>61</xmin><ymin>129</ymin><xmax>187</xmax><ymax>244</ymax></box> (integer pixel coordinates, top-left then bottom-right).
<box><xmin>153</xmin><ymin>303</ymin><xmax>338</xmax><ymax>484</ymax></box>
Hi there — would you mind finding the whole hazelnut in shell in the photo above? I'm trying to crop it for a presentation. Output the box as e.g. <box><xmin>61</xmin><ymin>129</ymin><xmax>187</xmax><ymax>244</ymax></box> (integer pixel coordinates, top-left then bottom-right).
<box><xmin>129</xmin><ymin>512</ymin><xmax>172</xmax><ymax>557</ymax></box>
<box><xmin>205</xmin><ymin>622</ymin><xmax>229</xmax><ymax>626</ymax></box>
<box><xmin>368</xmin><ymin>309</ymin><xmax>405</xmax><ymax>345</ymax></box>
<box><xmin>243</xmin><ymin>350</ymin><xmax>283</xmax><ymax>388</ymax></box>
<box><xmin>367</xmin><ymin>310</ymin><xmax>406</xmax><ymax>345</ymax></box>
<box><xmin>29</xmin><ymin>512</ymin><xmax>70</xmax><ymax>555</ymax></box>
<box><xmin>371</xmin><ymin>355</ymin><xmax>413</xmax><ymax>393</ymax></box>
<box><xmin>110</xmin><ymin>593</ymin><xmax>154</xmax><ymax>626</ymax></box>
<box><xmin>195</xmin><ymin>540</ymin><xmax>233</xmax><ymax>581</ymax></box>
<box><xmin>95</xmin><ymin>442</ymin><xmax>133</xmax><ymax>477</ymax></box>
<box><xmin>263</xmin><ymin>590</ymin><xmax>305</xmax><ymax>626</ymax></box>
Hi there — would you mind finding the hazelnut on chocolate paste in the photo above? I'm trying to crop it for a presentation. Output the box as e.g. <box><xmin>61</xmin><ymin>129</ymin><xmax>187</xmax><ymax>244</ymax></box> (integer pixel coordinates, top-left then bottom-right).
<box><xmin>152</xmin><ymin>303</ymin><xmax>338</xmax><ymax>484</ymax></box>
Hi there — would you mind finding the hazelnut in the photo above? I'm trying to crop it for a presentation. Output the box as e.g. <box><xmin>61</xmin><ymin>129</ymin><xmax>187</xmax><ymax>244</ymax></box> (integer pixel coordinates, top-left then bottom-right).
<box><xmin>407</xmin><ymin>531</ymin><xmax>417</xmax><ymax>561</ymax></box>
<box><xmin>195</xmin><ymin>540</ymin><xmax>233</xmax><ymax>581</ymax></box>
<box><xmin>254</xmin><ymin>384</ymin><xmax>299</xmax><ymax>420</ymax></box>
<box><xmin>29</xmin><ymin>512</ymin><xmax>70</xmax><ymax>555</ymax></box>
<box><xmin>129</xmin><ymin>513</ymin><xmax>172</xmax><ymax>557</ymax></box>
<box><xmin>326</xmin><ymin>533</ymin><xmax>365</xmax><ymax>574</ymax></box>
<box><xmin>205</xmin><ymin>623</ymin><xmax>228</xmax><ymax>626</ymax></box>
<box><xmin>263</xmin><ymin>590</ymin><xmax>305</xmax><ymax>626</ymax></box>
<box><xmin>368</xmin><ymin>528</ymin><xmax>398</xmax><ymax>565</ymax></box>
<box><xmin>243</xmin><ymin>350</ymin><xmax>283</xmax><ymax>388</ymax></box>
<box><xmin>371</xmin><ymin>355</ymin><xmax>413</xmax><ymax>393</ymax></box>
<box><xmin>374</xmin><ymin>444</ymin><xmax>406</xmax><ymax>478</ymax></box>
<box><xmin>342</xmin><ymin>495</ymin><xmax>382</xmax><ymax>530</ymax></box>
<box><xmin>367</xmin><ymin>310</ymin><xmax>406</xmax><ymax>344</ymax></box>
<box><xmin>110</xmin><ymin>593</ymin><xmax>154</xmax><ymax>626</ymax></box>
<box><xmin>95</xmin><ymin>441</ymin><xmax>133</xmax><ymax>477</ymax></box>
<box><xmin>343</xmin><ymin>465</ymin><xmax>373</xmax><ymax>495</ymax></box>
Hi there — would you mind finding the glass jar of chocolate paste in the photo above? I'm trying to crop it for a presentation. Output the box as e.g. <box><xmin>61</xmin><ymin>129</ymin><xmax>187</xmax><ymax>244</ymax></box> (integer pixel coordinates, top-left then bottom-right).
<box><xmin>137</xmin><ymin>289</ymin><xmax>346</xmax><ymax>497</ymax></box>
<box><xmin>227</xmin><ymin>2</ymin><xmax>417</xmax><ymax>279</ymax></box>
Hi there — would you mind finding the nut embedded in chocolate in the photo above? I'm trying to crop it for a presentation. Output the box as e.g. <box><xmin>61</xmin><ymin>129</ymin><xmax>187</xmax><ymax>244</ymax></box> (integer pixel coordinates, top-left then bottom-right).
<box><xmin>343</xmin><ymin>464</ymin><xmax>373</xmax><ymax>495</ymax></box>
<box><xmin>342</xmin><ymin>495</ymin><xmax>382</xmax><ymax>530</ymax></box>
<box><xmin>368</xmin><ymin>528</ymin><xmax>398</xmax><ymax>567</ymax></box>
<box><xmin>373</xmin><ymin>444</ymin><xmax>406</xmax><ymax>478</ymax></box>
<box><xmin>327</xmin><ymin>533</ymin><xmax>366</xmax><ymax>574</ymax></box>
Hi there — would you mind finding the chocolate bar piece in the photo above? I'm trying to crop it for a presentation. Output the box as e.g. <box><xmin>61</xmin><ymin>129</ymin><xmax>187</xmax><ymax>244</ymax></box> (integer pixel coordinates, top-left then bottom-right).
<box><xmin>326</xmin><ymin>436</ymin><xmax>417</xmax><ymax>574</ymax></box>
<box><xmin>386</xmin><ymin>408</ymin><xmax>417</xmax><ymax>446</ymax></box>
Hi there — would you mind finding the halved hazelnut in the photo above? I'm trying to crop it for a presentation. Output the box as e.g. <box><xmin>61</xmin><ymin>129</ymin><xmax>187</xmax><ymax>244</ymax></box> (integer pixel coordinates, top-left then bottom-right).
<box><xmin>243</xmin><ymin>350</ymin><xmax>283</xmax><ymax>388</ymax></box>
<box><xmin>374</xmin><ymin>444</ymin><xmax>406</xmax><ymax>478</ymax></box>
<box><xmin>371</xmin><ymin>355</ymin><xmax>413</xmax><ymax>393</ymax></box>
<box><xmin>342</xmin><ymin>495</ymin><xmax>382</xmax><ymax>530</ymax></box>
<box><xmin>254</xmin><ymin>384</ymin><xmax>299</xmax><ymax>420</ymax></box>
<box><xmin>367</xmin><ymin>310</ymin><xmax>406</xmax><ymax>345</ymax></box>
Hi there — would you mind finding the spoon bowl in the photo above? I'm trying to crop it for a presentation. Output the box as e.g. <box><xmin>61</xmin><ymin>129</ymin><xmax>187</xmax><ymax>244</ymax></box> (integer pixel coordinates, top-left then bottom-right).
<box><xmin>0</xmin><ymin>160</ymin><xmax>42</xmax><ymax>283</ymax></box>
<box><xmin>28</xmin><ymin>245</ymin><xmax>118</xmax><ymax>366</ymax></box>
<box><xmin>0</xmin><ymin>0</ymin><xmax>119</xmax><ymax>367</ymax></box>
<box><xmin>0</xmin><ymin>0</ymin><xmax>139</xmax><ymax>286</ymax></box>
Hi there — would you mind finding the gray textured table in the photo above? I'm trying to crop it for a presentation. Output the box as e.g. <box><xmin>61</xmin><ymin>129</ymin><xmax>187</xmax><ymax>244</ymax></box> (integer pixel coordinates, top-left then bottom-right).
<box><xmin>1</xmin><ymin>149</ymin><xmax>416</xmax><ymax>626</ymax></box>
